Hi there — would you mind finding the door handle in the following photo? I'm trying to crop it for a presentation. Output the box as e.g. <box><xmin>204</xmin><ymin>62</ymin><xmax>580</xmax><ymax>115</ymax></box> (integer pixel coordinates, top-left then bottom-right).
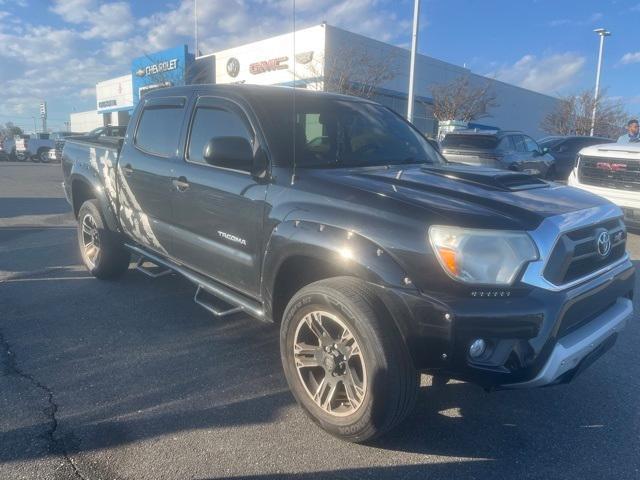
<box><xmin>172</xmin><ymin>176</ymin><xmax>190</xmax><ymax>192</ymax></box>
<box><xmin>122</xmin><ymin>164</ymin><xmax>134</xmax><ymax>176</ymax></box>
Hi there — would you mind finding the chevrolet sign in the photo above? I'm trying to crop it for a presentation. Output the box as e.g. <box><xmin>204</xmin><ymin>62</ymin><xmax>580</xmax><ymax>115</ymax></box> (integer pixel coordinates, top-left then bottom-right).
<box><xmin>136</xmin><ymin>58</ymin><xmax>179</xmax><ymax>77</ymax></box>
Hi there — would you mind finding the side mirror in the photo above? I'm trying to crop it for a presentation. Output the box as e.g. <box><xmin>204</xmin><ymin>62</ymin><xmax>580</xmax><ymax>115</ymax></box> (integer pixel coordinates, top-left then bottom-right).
<box><xmin>541</xmin><ymin>147</ymin><xmax>550</xmax><ymax>155</ymax></box>
<box><xmin>203</xmin><ymin>136</ymin><xmax>253</xmax><ymax>171</ymax></box>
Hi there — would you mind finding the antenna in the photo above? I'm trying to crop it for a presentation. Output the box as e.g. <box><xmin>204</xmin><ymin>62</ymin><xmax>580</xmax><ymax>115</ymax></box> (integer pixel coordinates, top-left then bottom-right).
<box><xmin>291</xmin><ymin>0</ymin><xmax>297</xmax><ymax>185</ymax></box>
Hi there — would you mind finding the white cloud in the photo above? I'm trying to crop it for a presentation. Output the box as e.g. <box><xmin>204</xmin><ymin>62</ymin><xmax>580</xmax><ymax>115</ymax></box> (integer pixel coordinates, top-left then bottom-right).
<box><xmin>138</xmin><ymin>0</ymin><xmax>409</xmax><ymax>54</ymax></box>
<box><xmin>620</xmin><ymin>52</ymin><xmax>640</xmax><ymax>65</ymax></box>
<box><xmin>490</xmin><ymin>53</ymin><xmax>586</xmax><ymax>95</ymax></box>
<box><xmin>50</xmin><ymin>0</ymin><xmax>133</xmax><ymax>40</ymax></box>
<box><xmin>0</xmin><ymin>0</ymin><xmax>27</xmax><ymax>6</ymax></box>
<box><xmin>81</xmin><ymin>2</ymin><xmax>133</xmax><ymax>39</ymax></box>
<box><xmin>50</xmin><ymin>0</ymin><xmax>95</xmax><ymax>23</ymax></box>
<box><xmin>0</xmin><ymin>25</ymin><xmax>78</xmax><ymax>64</ymax></box>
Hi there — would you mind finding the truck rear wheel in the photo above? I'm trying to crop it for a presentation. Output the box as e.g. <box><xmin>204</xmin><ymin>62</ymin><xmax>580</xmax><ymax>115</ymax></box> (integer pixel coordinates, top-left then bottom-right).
<box><xmin>77</xmin><ymin>199</ymin><xmax>130</xmax><ymax>280</ymax></box>
<box><xmin>280</xmin><ymin>276</ymin><xmax>418</xmax><ymax>442</ymax></box>
<box><xmin>37</xmin><ymin>149</ymin><xmax>50</xmax><ymax>163</ymax></box>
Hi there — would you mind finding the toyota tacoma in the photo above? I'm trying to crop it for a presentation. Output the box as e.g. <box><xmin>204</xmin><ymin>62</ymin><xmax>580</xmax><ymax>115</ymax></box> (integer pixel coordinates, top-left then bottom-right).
<box><xmin>62</xmin><ymin>85</ymin><xmax>634</xmax><ymax>442</ymax></box>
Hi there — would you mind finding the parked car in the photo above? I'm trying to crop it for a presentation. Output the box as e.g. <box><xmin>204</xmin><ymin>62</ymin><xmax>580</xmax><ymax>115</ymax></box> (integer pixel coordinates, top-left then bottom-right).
<box><xmin>82</xmin><ymin>125</ymin><xmax>127</xmax><ymax>140</ymax></box>
<box><xmin>62</xmin><ymin>84</ymin><xmax>633</xmax><ymax>442</ymax></box>
<box><xmin>539</xmin><ymin>135</ymin><xmax>614</xmax><ymax>180</ymax></box>
<box><xmin>0</xmin><ymin>136</ymin><xmax>18</xmax><ymax>161</ymax></box>
<box><xmin>441</xmin><ymin>130</ymin><xmax>555</xmax><ymax>178</ymax></box>
<box><xmin>15</xmin><ymin>132</ymin><xmax>53</xmax><ymax>162</ymax></box>
<box><xmin>568</xmin><ymin>143</ymin><xmax>640</xmax><ymax>228</ymax></box>
<box><xmin>45</xmin><ymin>132</ymin><xmax>85</xmax><ymax>163</ymax></box>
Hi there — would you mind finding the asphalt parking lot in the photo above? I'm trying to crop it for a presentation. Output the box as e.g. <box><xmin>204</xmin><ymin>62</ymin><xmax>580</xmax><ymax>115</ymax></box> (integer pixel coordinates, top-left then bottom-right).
<box><xmin>1</xmin><ymin>161</ymin><xmax>639</xmax><ymax>480</ymax></box>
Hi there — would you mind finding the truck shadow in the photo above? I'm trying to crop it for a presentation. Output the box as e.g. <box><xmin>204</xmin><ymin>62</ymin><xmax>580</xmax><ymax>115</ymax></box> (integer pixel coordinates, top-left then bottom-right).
<box><xmin>0</xmin><ymin>257</ymin><xmax>638</xmax><ymax>478</ymax></box>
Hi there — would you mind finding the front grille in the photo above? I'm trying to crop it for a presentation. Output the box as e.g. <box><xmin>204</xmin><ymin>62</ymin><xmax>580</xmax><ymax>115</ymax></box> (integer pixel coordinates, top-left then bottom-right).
<box><xmin>543</xmin><ymin>218</ymin><xmax>626</xmax><ymax>285</ymax></box>
<box><xmin>578</xmin><ymin>155</ymin><xmax>640</xmax><ymax>191</ymax></box>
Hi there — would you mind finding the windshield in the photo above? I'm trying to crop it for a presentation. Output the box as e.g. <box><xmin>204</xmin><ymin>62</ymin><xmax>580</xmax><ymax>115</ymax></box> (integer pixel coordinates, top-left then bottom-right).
<box><xmin>263</xmin><ymin>96</ymin><xmax>443</xmax><ymax>168</ymax></box>
<box><xmin>538</xmin><ymin>137</ymin><xmax>564</xmax><ymax>149</ymax></box>
<box><xmin>441</xmin><ymin>134</ymin><xmax>498</xmax><ymax>150</ymax></box>
<box><xmin>86</xmin><ymin>127</ymin><xmax>104</xmax><ymax>136</ymax></box>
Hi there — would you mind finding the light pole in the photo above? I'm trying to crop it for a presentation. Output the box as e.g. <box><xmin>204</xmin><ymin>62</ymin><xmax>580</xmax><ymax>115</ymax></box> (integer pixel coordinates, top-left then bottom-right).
<box><xmin>406</xmin><ymin>0</ymin><xmax>421</xmax><ymax>123</ymax></box>
<box><xmin>194</xmin><ymin>0</ymin><xmax>199</xmax><ymax>58</ymax></box>
<box><xmin>590</xmin><ymin>28</ymin><xmax>611</xmax><ymax>136</ymax></box>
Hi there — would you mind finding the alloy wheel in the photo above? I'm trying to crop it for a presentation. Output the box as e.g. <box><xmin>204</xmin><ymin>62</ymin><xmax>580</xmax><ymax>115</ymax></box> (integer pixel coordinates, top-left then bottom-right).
<box><xmin>293</xmin><ymin>311</ymin><xmax>367</xmax><ymax>417</ymax></box>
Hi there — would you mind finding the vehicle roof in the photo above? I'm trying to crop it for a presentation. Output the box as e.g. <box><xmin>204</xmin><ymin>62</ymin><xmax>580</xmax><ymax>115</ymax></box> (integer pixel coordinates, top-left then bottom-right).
<box><xmin>142</xmin><ymin>83</ymin><xmax>377</xmax><ymax>104</ymax></box>
<box><xmin>444</xmin><ymin>129</ymin><xmax>522</xmax><ymax>138</ymax></box>
<box><xmin>540</xmin><ymin>135</ymin><xmax>612</xmax><ymax>141</ymax></box>
<box><xmin>580</xmin><ymin>143</ymin><xmax>640</xmax><ymax>159</ymax></box>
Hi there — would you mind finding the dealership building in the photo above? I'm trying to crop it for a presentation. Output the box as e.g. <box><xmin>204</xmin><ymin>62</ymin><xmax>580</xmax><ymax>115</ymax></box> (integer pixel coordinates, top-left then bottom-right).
<box><xmin>71</xmin><ymin>24</ymin><xmax>558</xmax><ymax>138</ymax></box>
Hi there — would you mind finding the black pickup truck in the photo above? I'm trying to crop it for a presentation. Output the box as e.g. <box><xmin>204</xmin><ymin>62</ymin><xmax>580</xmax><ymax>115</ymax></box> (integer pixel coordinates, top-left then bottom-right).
<box><xmin>62</xmin><ymin>84</ymin><xmax>634</xmax><ymax>442</ymax></box>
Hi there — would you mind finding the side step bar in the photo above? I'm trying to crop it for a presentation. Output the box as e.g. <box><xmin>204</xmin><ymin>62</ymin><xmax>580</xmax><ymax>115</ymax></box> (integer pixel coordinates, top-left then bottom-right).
<box><xmin>194</xmin><ymin>286</ymin><xmax>243</xmax><ymax>317</ymax></box>
<box><xmin>135</xmin><ymin>256</ymin><xmax>172</xmax><ymax>278</ymax></box>
<box><xmin>125</xmin><ymin>244</ymin><xmax>264</xmax><ymax>321</ymax></box>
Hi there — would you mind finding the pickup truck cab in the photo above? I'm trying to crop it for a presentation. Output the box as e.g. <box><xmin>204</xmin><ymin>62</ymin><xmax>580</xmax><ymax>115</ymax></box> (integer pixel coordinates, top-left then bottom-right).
<box><xmin>16</xmin><ymin>132</ymin><xmax>53</xmax><ymax>162</ymax></box>
<box><xmin>62</xmin><ymin>85</ymin><xmax>634</xmax><ymax>442</ymax></box>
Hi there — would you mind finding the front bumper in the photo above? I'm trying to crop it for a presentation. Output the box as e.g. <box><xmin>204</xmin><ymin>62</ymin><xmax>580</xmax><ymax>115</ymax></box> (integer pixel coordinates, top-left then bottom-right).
<box><xmin>503</xmin><ymin>297</ymin><xmax>630</xmax><ymax>388</ymax></box>
<box><xmin>380</xmin><ymin>252</ymin><xmax>634</xmax><ymax>389</ymax></box>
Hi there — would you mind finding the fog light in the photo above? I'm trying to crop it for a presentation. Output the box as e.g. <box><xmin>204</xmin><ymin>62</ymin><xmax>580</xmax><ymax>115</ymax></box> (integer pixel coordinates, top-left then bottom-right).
<box><xmin>469</xmin><ymin>339</ymin><xmax>487</xmax><ymax>359</ymax></box>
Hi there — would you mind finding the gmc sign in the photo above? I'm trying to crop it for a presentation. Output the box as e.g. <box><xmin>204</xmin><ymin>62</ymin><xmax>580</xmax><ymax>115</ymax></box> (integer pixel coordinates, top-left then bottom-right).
<box><xmin>249</xmin><ymin>56</ymin><xmax>288</xmax><ymax>75</ymax></box>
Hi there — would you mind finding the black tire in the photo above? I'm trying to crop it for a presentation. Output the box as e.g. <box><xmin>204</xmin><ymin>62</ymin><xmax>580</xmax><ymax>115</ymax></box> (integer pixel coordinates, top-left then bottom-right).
<box><xmin>545</xmin><ymin>165</ymin><xmax>557</xmax><ymax>180</ymax></box>
<box><xmin>77</xmin><ymin>199</ymin><xmax>130</xmax><ymax>280</ymax></box>
<box><xmin>280</xmin><ymin>276</ymin><xmax>418</xmax><ymax>443</ymax></box>
<box><xmin>37</xmin><ymin>149</ymin><xmax>50</xmax><ymax>163</ymax></box>
<box><xmin>30</xmin><ymin>153</ymin><xmax>40</xmax><ymax>163</ymax></box>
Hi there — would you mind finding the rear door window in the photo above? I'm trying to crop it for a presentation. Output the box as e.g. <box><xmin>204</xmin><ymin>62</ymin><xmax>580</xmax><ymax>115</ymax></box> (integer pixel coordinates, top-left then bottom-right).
<box><xmin>512</xmin><ymin>135</ymin><xmax>527</xmax><ymax>152</ymax></box>
<box><xmin>496</xmin><ymin>137</ymin><xmax>514</xmax><ymax>152</ymax></box>
<box><xmin>135</xmin><ymin>98</ymin><xmax>185</xmax><ymax>157</ymax></box>
<box><xmin>523</xmin><ymin>136</ymin><xmax>539</xmax><ymax>153</ymax></box>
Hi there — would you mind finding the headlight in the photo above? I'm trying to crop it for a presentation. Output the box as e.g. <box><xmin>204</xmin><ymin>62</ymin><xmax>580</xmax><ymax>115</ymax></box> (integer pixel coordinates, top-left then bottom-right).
<box><xmin>428</xmin><ymin>226</ymin><xmax>538</xmax><ymax>285</ymax></box>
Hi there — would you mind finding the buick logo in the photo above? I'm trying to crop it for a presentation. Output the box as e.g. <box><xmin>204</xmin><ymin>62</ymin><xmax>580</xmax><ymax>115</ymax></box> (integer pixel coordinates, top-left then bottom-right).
<box><xmin>226</xmin><ymin>57</ymin><xmax>240</xmax><ymax>77</ymax></box>
<box><xmin>596</xmin><ymin>230</ymin><xmax>611</xmax><ymax>258</ymax></box>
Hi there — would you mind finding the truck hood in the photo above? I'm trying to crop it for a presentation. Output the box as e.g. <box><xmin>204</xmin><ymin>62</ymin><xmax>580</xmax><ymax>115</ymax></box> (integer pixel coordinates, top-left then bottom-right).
<box><xmin>303</xmin><ymin>163</ymin><xmax>609</xmax><ymax>230</ymax></box>
<box><xmin>580</xmin><ymin>143</ymin><xmax>640</xmax><ymax>160</ymax></box>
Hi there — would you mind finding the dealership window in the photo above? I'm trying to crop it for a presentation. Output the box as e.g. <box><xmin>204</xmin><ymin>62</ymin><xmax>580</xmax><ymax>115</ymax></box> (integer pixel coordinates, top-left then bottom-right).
<box><xmin>135</xmin><ymin>104</ymin><xmax>184</xmax><ymax>157</ymax></box>
<box><xmin>187</xmin><ymin>107</ymin><xmax>253</xmax><ymax>165</ymax></box>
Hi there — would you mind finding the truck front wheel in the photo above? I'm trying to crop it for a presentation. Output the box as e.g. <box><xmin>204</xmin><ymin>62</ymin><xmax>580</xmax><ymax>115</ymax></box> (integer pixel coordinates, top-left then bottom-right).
<box><xmin>77</xmin><ymin>199</ymin><xmax>130</xmax><ymax>279</ymax></box>
<box><xmin>280</xmin><ymin>277</ymin><xmax>419</xmax><ymax>442</ymax></box>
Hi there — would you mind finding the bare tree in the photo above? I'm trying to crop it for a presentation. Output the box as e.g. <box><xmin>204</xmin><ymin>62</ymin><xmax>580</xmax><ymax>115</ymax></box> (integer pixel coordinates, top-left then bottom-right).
<box><xmin>541</xmin><ymin>89</ymin><xmax>628</xmax><ymax>138</ymax></box>
<box><xmin>431</xmin><ymin>75</ymin><xmax>498</xmax><ymax>122</ymax></box>
<box><xmin>0</xmin><ymin>122</ymin><xmax>23</xmax><ymax>139</ymax></box>
<box><xmin>291</xmin><ymin>47</ymin><xmax>397</xmax><ymax>99</ymax></box>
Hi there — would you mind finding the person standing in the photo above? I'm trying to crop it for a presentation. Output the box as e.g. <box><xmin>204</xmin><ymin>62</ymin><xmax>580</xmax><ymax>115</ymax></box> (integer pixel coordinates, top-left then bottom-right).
<box><xmin>618</xmin><ymin>119</ymin><xmax>640</xmax><ymax>143</ymax></box>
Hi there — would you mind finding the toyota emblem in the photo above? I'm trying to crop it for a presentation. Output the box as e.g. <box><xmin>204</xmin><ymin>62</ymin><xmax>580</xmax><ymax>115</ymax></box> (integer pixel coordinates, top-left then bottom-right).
<box><xmin>226</xmin><ymin>57</ymin><xmax>240</xmax><ymax>77</ymax></box>
<box><xmin>596</xmin><ymin>230</ymin><xmax>611</xmax><ymax>257</ymax></box>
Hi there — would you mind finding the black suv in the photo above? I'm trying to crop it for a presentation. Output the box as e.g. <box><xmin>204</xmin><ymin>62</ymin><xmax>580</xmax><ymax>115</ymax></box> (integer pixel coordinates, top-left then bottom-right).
<box><xmin>539</xmin><ymin>135</ymin><xmax>614</xmax><ymax>180</ymax></box>
<box><xmin>441</xmin><ymin>130</ymin><xmax>555</xmax><ymax>178</ymax></box>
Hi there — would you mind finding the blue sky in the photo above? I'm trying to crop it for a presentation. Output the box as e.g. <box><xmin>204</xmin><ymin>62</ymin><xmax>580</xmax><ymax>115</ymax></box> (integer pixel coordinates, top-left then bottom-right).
<box><xmin>0</xmin><ymin>0</ymin><xmax>638</xmax><ymax>131</ymax></box>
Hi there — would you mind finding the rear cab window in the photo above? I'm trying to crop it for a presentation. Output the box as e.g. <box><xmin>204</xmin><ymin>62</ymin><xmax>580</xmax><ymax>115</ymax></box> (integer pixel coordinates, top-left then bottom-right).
<box><xmin>134</xmin><ymin>97</ymin><xmax>186</xmax><ymax>157</ymax></box>
<box><xmin>441</xmin><ymin>134</ymin><xmax>498</xmax><ymax>150</ymax></box>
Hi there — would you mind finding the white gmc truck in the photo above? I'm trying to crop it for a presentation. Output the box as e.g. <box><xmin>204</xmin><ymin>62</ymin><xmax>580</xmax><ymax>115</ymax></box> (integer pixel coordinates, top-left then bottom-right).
<box><xmin>569</xmin><ymin>143</ymin><xmax>640</xmax><ymax>227</ymax></box>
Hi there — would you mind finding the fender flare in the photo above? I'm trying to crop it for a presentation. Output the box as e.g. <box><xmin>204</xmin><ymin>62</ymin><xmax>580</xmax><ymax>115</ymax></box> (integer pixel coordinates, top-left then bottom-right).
<box><xmin>261</xmin><ymin>219</ymin><xmax>417</xmax><ymax>321</ymax></box>
<box><xmin>68</xmin><ymin>171</ymin><xmax>120</xmax><ymax>232</ymax></box>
